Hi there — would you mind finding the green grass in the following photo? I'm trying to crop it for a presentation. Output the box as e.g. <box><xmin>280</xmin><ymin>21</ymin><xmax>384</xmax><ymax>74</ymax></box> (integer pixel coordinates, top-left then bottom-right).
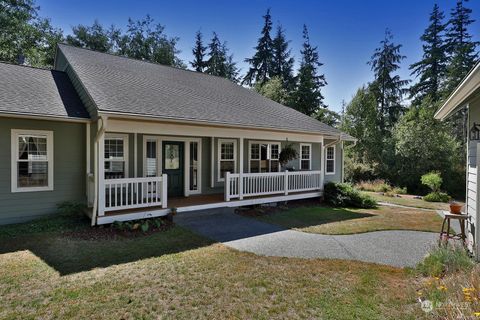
<box><xmin>362</xmin><ymin>191</ymin><xmax>450</xmax><ymax>210</ymax></box>
<box><xmin>256</xmin><ymin>205</ymin><xmax>445</xmax><ymax>235</ymax></box>
<box><xmin>0</xmin><ymin>212</ymin><xmax>428</xmax><ymax>319</ymax></box>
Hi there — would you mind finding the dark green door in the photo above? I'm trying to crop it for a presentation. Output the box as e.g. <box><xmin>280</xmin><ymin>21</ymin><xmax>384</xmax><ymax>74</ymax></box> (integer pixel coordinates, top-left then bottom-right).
<box><xmin>162</xmin><ymin>141</ymin><xmax>184</xmax><ymax>197</ymax></box>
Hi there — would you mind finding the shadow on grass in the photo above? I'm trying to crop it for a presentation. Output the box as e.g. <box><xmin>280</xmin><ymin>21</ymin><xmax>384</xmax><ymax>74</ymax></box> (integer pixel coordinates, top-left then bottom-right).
<box><xmin>0</xmin><ymin>214</ymin><xmax>214</xmax><ymax>276</ymax></box>
<box><xmin>258</xmin><ymin>206</ymin><xmax>375</xmax><ymax>230</ymax></box>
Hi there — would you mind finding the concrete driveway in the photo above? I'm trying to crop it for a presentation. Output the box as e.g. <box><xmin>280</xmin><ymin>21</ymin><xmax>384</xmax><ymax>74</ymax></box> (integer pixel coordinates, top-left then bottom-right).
<box><xmin>175</xmin><ymin>208</ymin><xmax>437</xmax><ymax>268</ymax></box>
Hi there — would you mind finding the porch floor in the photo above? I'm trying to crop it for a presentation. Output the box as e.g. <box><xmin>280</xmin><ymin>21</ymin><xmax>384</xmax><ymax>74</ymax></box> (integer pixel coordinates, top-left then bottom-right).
<box><xmin>98</xmin><ymin>191</ymin><xmax>323</xmax><ymax>224</ymax></box>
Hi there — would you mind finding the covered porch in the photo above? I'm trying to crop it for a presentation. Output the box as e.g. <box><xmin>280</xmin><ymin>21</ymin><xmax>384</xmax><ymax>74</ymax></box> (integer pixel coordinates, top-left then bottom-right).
<box><xmin>87</xmin><ymin>116</ymin><xmax>340</xmax><ymax>225</ymax></box>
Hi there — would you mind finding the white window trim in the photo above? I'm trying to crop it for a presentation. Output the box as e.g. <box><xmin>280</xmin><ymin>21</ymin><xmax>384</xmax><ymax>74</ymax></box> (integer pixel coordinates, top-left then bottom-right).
<box><xmin>325</xmin><ymin>145</ymin><xmax>336</xmax><ymax>175</ymax></box>
<box><xmin>11</xmin><ymin>129</ymin><xmax>54</xmax><ymax>193</ymax></box>
<box><xmin>105</xmin><ymin>133</ymin><xmax>129</xmax><ymax>179</ymax></box>
<box><xmin>143</xmin><ymin>136</ymin><xmax>202</xmax><ymax>195</ymax></box>
<box><xmin>218</xmin><ymin>138</ymin><xmax>237</xmax><ymax>182</ymax></box>
<box><xmin>300</xmin><ymin>143</ymin><xmax>312</xmax><ymax>171</ymax></box>
<box><xmin>247</xmin><ymin>140</ymin><xmax>281</xmax><ymax>173</ymax></box>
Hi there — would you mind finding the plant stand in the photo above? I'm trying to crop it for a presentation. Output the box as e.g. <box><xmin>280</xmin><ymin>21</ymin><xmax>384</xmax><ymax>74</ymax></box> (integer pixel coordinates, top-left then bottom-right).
<box><xmin>438</xmin><ymin>211</ymin><xmax>468</xmax><ymax>246</ymax></box>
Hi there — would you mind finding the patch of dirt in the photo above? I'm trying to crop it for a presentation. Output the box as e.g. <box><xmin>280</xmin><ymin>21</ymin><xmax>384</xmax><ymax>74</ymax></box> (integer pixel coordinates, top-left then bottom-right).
<box><xmin>235</xmin><ymin>198</ymin><xmax>323</xmax><ymax>218</ymax></box>
<box><xmin>62</xmin><ymin>219</ymin><xmax>175</xmax><ymax>241</ymax></box>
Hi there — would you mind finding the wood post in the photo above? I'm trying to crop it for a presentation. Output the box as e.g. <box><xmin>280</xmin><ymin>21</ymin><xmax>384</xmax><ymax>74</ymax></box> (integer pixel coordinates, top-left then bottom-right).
<box><xmin>225</xmin><ymin>171</ymin><xmax>230</xmax><ymax>201</ymax></box>
<box><xmin>162</xmin><ymin>173</ymin><xmax>168</xmax><ymax>208</ymax></box>
<box><xmin>284</xmin><ymin>170</ymin><xmax>289</xmax><ymax>195</ymax></box>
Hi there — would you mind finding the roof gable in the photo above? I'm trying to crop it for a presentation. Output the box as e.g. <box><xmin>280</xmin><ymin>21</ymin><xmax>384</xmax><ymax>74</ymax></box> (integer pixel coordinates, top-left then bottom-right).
<box><xmin>0</xmin><ymin>62</ymin><xmax>89</xmax><ymax>120</ymax></box>
<box><xmin>57</xmin><ymin>44</ymin><xmax>349</xmax><ymax>137</ymax></box>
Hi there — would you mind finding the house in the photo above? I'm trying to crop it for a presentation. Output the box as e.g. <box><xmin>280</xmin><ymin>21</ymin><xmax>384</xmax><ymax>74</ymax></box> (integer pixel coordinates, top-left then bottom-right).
<box><xmin>435</xmin><ymin>62</ymin><xmax>480</xmax><ymax>260</ymax></box>
<box><xmin>0</xmin><ymin>44</ymin><xmax>355</xmax><ymax>226</ymax></box>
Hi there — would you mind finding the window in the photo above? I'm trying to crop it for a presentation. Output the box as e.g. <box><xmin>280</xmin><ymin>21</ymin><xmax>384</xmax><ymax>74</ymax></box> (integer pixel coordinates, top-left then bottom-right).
<box><xmin>145</xmin><ymin>139</ymin><xmax>157</xmax><ymax>177</ymax></box>
<box><xmin>105</xmin><ymin>134</ymin><xmax>128</xmax><ymax>179</ymax></box>
<box><xmin>300</xmin><ymin>144</ymin><xmax>311</xmax><ymax>170</ymax></box>
<box><xmin>11</xmin><ymin>129</ymin><xmax>53</xmax><ymax>192</ymax></box>
<box><xmin>218</xmin><ymin>139</ymin><xmax>236</xmax><ymax>181</ymax></box>
<box><xmin>189</xmin><ymin>141</ymin><xmax>199</xmax><ymax>191</ymax></box>
<box><xmin>249</xmin><ymin>142</ymin><xmax>280</xmax><ymax>173</ymax></box>
<box><xmin>326</xmin><ymin>146</ymin><xmax>335</xmax><ymax>174</ymax></box>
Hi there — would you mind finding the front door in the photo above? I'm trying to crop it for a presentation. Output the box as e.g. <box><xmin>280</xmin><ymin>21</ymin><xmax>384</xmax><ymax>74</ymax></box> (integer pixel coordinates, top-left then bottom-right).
<box><xmin>162</xmin><ymin>141</ymin><xmax>184</xmax><ymax>197</ymax></box>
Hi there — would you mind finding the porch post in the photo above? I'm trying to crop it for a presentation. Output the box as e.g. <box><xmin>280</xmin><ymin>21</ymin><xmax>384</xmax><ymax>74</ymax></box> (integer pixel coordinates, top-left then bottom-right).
<box><xmin>134</xmin><ymin>133</ymin><xmax>137</xmax><ymax>178</ymax></box>
<box><xmin>225</xmin><ymin>172</ymin><xmax>230</xmax><ymax>201</ymax></box>
<box><xmin>98</xmin><ymin>130</ymin><xmax>106</xmax><ymax>216</ymax></box>
<box><xmin>239</xmin><ymin>137</ymin><xmax>244</xmax><ymax>200</ymax></box>
<box><xmin>210</xmin><ymin>136</ymin><xmax>215</xmax><ymax>188</ymax></box>
<box><xmin>320</xmin><ymin>138</ymin><xmax>325</xmax><ymax>191</ymax></box>
<box><xmin>162</xmin><ymin>173</ymin><xmax>168</xmax><ymax>208</ymax></box>
<box><xmin>284</xmin><ymin>170</ymin><xmax>289</xmax><ymax>195</ymax></box>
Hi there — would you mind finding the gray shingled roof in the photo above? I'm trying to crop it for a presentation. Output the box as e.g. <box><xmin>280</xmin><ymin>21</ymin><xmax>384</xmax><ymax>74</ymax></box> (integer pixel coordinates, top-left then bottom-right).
<box><xmin>58</xmin><ymin>44</ymin><xmax>352</xmax><ymax>137</ymax></box>
<box><xmin>0</xmin><ymin>62</ymin><xmax>89</xmax><ymax>119</ymax></box>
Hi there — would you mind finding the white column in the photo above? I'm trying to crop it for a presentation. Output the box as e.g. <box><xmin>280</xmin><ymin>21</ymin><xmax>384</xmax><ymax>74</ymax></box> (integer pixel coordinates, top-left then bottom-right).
<box><xmin>134</xmin><ymin>133</ymin><xmax>137</xmax><ymax>178</ymax></box>
<box><xmin>211</xmin><ymin>136</ymin><xmax>215</xmax><ymax>188</ymax></box>
<box><xmin>98</xmin><ymin>130</ymin><xmax>106</xmax><ymax>217</ymax></box>
<box><xmin>239</xmin><ymin>137</ymin><xmax>244</xmax><ymax>200</ymax></box>
<box><xmin>162</xmin><ymin>173</ymin><xmax>168</xmax><ymax>208</ymax></box>
<box><xmin>225</xmin><ymin>172</ymin><xmax>230</xmax><ymax>201</ymax></box>
<box><xmin>320</xmin><ymin>140</ymin><xmax>325</xmax><ymax>190</ymax></box>
<box><xmin>86</xmin><ymin>123</ymin><xmax>91</xmax><ymax>196</ymax></box>
<box><xmin>284</xmin><ymin>170</ymin><xmax>289</xmax><ymax>195</ymax></box>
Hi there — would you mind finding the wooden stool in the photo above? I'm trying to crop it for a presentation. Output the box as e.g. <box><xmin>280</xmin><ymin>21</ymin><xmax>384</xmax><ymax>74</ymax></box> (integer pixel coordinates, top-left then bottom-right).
<box><xmin>439</xmin><ymin>211</ymin><xmax>468</xmax><ymax>245</ymax></box>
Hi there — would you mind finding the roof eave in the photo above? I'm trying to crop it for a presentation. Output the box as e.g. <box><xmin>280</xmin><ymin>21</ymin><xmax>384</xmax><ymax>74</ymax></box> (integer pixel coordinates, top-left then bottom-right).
<box><xmin>435</xmin><ymin>61</ymin><xmax>480</xmax><ymax>121</ymax></box>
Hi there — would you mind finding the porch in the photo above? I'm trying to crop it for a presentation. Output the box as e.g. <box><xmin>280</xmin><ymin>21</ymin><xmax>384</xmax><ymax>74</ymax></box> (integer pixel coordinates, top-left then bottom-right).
<box><xmin>87</xmin><ymin>117</ymin><xmax>338</xmax><ymax>225</ymax></box>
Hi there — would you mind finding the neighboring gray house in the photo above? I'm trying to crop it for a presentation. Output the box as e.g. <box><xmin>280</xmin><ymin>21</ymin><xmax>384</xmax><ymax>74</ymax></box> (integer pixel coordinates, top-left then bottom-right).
<box><xmin>435</xmin><ymin>62</ymin><xmax>480</xmax><ymax>260</ymax></box>
<box><xmin>0</xmin><ymin>44</ymin><xmax>354</xmax><ymax>225</ymax></box>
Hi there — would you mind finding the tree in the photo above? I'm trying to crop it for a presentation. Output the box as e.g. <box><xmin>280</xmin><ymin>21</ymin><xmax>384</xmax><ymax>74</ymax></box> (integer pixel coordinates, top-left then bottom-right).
<box><xmin>271</xmin><ymin>25</ymin><xmax>295</xmax><ymax>91</ymax></box>
<box><xmin>314</xmin><ymin>108</ymin><xmax>341</xmax><ymax>128</ymax></box>
<box><xmin>66</xmin><ymin>20</ymin><xmax>120</xmax><ymax>53</ymax></box>
<box><xmin>254</xmin><ymin>76</ymin><xmax>288</xmax><ymax>105</ymax></box>
<box><xmin>190</xmin><ymin>30</ymin><xmax>207</xmax><ymax>72</ymax></box>
<box><xmin>393</xmin><ymin>98</ymin><xmax>462</xmax><ymax>195</ymax></box>
<box><xmin>0</xmin><ymin>0</ymin><xmax>63</xmax><ymax>67</ymax></box>
<box><xmin>290</xmin><ymin>25</ymin><xmax>327</xmax><ymax>116</ymax></box>
<box><xmin>205</xmin><ymin>32</ymin><xmax>239</xmax><ymax>82</ymax></box>
<box><xmin>368</xmin><ymin>29</ymin><xmax>409</xmax><ymax>131</ymax></box>
<box><xmin>116</xmin><ymin>15</ymin><xmax>184</xmax><ymax>68</ymax></box>
<box><xmin>242</xmin><ymin>9</ymin><xmax>274</xmax><ymax>86</ymax></box>
<box><xmin>445</xmin><ymin>0</ymin><xmax>478</xmax><ymax>94</ymax></box>
<box><xmin>409</xmin><ymin>4</ymin><xmax>448</xmax><ymax>104</ymax></box>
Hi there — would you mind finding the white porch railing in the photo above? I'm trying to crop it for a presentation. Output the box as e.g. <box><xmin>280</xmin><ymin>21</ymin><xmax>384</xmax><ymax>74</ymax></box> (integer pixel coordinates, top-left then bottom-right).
<box><xmin>103</xmin><ymin>175</ymin><xmax>167</xmax><ymax>212</ymax></box>
<box><xmin>225</xmin><ymin>170</ymin><xmax>322</xmax><ymax>201</ymax></box>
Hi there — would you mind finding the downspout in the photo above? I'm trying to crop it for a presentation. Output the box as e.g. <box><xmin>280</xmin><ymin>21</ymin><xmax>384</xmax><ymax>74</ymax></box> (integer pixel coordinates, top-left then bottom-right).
<box><xmin>91</xmin><ymin>116</ymin><xmax>108</xmax><ymax>226</ymax></box>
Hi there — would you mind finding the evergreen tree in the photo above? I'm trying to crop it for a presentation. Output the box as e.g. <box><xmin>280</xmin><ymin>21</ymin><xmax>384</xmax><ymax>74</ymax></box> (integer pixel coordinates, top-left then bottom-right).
<box><xmin>290</xmin><ymin>25</ymin><xmax>327</xmax><ymax>116</ymax></box>
<box><xmin>255</xmin><ymin>76</ymin><xmax>288</xmax><ymax>105</ymax></box>
<box><xmin>66</xmin><ymin>20</ymin><xmax>120</xmax><ymax>53</ymax></box>
<box><xmin>190</xmin><ymin>30</ymin><xmax>207</xmax><ymax>72</ymax></box>
<box><xmin>116</xmin><ymin>15</ymin><xmax>184</xmax><ymax>68</ymax></box>
<box><xmin>205</xmin><ymin>32</ymin><xmax>239</xmax><ymax>82</ymax></box>
<box><xmin>409</xmin><ymin>4</ymin><xmax>448</xmax><ymax>104</ymax></box>
<box><xmin>368</xmin><ymin>29</ymin><xmax>409</xmax><ymax>131</ymax></box>
<box><xmin>271</xmin><ymin>25</ymin><xmax>295</xmax><ymax>91</ymax></box>
<box><xmin>242</xmin><ymin>9</ymin><xmax>274</xmax><ymax>86</ymax></box>
<box><xmin>445</xmin><ymin>0</ymin><xmax>478</xmax><ymax>93</ymax></box>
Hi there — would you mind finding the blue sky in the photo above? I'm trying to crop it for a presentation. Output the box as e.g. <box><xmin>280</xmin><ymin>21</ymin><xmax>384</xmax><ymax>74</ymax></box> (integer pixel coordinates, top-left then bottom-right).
<box><xmin>37</xmin><ymin>0</ymin><xmax>480</xmax><ymax>112</ymax></box>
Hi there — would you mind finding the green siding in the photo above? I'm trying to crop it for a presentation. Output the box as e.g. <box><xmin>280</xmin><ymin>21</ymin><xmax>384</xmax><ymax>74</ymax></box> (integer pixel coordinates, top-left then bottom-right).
<box><xmin>0</xmin><ymin>118</ymin><xmax>86</xmax><ymax>224</ymax></box>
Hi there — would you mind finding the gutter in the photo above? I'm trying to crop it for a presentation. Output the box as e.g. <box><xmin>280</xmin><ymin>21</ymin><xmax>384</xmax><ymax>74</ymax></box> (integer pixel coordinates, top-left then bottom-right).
<box><xmin>91</xmin><ymin>115</ymin><xmax>107</xmax><ymax>226</ymax></box>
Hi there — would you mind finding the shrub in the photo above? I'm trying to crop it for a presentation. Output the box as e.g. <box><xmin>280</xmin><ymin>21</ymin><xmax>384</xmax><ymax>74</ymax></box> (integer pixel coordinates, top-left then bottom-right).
<box><xmin>57</xmin><ymin>201</ymin><xmax>86</xmax><ymax>216</ymax></box>
<box><xmin>421</xmin><ymin>171</ymin><xmax>443</xmax><ymax>193</ymax></box>
<box><xmin>324</xmin><ymin>182</ymin><xmax>377</xmax><ymax>209</ymax></box>
<box><xmin>424</xmin><ymin>192</ymin><xmax>450</xmax><ymax>203</ymax></box>
<box><xmin>417</xmin><ymin>245</ymin><xmax>474</xmax><ymax>277</ymax></box>
<box><xmin>392</xmin><ymin>186</ymin><xmax>407</xmax><ymax>195</ymax></box>
<box><xmin>356</xmin><ymin>179</ymin><xmax>391</xmax><ymax>192</ymax></box>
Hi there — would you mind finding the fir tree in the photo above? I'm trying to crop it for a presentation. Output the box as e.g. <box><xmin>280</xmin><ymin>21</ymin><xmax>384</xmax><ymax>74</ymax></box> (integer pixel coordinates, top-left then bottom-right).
<box><xmin>67</xmin><ymin>20</ymin><xmax>120</xmax><ymax>53</ymax></box>
<box><xmin>445</xmin><ymin>0</ymin><xmax>478</xmax><ymax>93</ymax></box>
<box><xmin>290</xmin><ymin>25</ymin><xmax>327</xmax><ymax>116</ymax></box>
<box><xmin>190</xmin><ymin>30</ymin><xmax>207</xmax><ymax>72</ymax></box>
<box><xmin>368</xmin><ymin>29</ymin><xmax>409</xmax><ymax>131</ymax></box>
<box><xmin>205</xmin><ymin>32</ymin><xmax>239</xmax><ymax>82</ymax></box>
<box><xmin>271</xmin><ymin>25</ymin><xmax>295</xmax><ymax>91</ymax></box>
<box><xmin>242</xmin><ymin>9</ymin><xmax>274</xmax><ymax>86</ymax></box>
<box><xmin>409</xmin><ymin>4</ymin><xmax>448</xmax><ymax>104</ymax></box>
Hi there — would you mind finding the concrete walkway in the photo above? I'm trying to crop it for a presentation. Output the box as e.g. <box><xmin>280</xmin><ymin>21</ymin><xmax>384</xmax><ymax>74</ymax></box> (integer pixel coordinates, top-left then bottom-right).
<box><xmin>175</xmin><ymin>208</ymin><xmax>437</xmax><ymax>268</ymax></box>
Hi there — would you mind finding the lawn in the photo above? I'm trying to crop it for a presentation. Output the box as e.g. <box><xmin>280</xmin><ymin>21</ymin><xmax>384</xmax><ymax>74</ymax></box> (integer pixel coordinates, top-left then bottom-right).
<box><xmin>0</xmin><ymin>213</ymin><xmax>427</xmax><ymax>319</ymax></box>
<box><xmin>362</xmin><ymin>191</ymin><xmax>450</xmax><ymax>210</ymax></box>
<box><xmin>256</xmin><ymin>205</ymin><xmax>445</xmax><ymax>235</ymax></box>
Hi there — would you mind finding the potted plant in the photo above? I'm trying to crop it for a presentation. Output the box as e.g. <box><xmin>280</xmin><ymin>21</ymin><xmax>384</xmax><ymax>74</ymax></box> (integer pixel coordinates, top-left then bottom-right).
<box><xmin>449</xmin><ymin>201</ymin><xmax>463</xmax><ymax>215</ymax></box>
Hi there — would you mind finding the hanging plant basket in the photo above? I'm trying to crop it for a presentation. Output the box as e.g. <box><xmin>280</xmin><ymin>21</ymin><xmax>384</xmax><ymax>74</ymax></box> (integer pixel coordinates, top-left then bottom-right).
<box><xmin>279</xmin><ymin>143</ymin><xmax>298</xmax><ymax>166</ymax></box>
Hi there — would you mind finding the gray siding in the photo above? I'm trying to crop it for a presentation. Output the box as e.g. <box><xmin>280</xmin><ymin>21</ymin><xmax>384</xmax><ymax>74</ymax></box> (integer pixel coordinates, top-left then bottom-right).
<box><xmin>0</xmin><ymin>118</ymin><xmax>86</xmax><ymax>224</ymax></box>
<box><xmin>324</xmin><ymin>140</ymin><xmax>343</xmax><ymax>183</ymax></box>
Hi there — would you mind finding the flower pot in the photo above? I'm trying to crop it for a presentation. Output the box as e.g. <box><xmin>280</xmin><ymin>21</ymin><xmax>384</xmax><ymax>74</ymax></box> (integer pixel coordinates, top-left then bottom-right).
<box><xmin>449</xmin><ymin>202</ymin><xmax>463</xmax><ymax>214</ymax></box>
